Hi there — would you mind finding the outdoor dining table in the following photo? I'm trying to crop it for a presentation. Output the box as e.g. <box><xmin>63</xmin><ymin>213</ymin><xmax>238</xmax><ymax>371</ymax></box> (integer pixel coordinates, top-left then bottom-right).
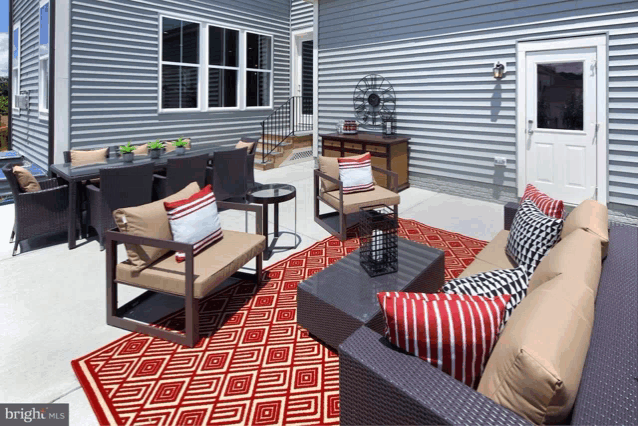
<box><xmin>50</xmin><ymin>146</ymin><xmax>235</xmax><ymax>249</ymax></box>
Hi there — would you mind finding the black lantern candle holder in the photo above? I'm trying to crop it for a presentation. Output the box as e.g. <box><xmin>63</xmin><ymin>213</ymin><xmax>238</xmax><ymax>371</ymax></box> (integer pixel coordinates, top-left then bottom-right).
<box><xmin>359</xmin><ymin>204</ymin><xmax>399</xmax><ymax>277</ymax></box>
<box><xmin>381</xmin><ymin>112</ymin><xmax>397</xmax><ymax>138</ymax></box>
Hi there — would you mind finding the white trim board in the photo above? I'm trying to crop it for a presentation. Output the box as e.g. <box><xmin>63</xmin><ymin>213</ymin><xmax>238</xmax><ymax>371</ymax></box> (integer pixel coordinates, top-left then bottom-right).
<box><xmin>516</xmin><ymin>34</ymin><xmax>608</xmax><ymax>205</ymax></box>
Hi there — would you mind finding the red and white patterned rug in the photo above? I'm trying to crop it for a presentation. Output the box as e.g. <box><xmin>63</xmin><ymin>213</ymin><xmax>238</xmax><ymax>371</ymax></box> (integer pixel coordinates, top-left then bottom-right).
<box><xmin>72</xmin><ymin>219</ymin><xmax>488</xmax><ymax>425</ymax></box>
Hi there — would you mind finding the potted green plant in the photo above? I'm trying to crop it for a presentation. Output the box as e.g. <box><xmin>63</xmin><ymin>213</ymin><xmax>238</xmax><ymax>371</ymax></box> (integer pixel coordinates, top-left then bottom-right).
<box><xmin>148</xmin><ymin>139</ymin><xmax>164</xmax><ymax>159</ymax></box>
<box><xmin>119</xmin><ymin>141</ymin><xmax>136</xmax><ymax>162</ymax></box>
<box><xmin>173</xmin><ymin>136</ymin><xmax>188</xmax><ymax>155</ymax></box>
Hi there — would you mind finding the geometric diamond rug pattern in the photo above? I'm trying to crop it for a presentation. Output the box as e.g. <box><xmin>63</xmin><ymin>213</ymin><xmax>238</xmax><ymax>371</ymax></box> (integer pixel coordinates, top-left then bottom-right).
<box><xmin>72</xmin><ymin>219</ymin><xmax>488</xmax><ymax>425</ymax></box>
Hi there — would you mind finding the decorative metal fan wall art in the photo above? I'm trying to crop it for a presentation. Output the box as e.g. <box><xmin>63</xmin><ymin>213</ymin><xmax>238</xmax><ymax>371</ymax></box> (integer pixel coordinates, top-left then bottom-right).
<box><xmin>353</xmin><ymin>74</ymin><xmax>396</xmax><ymax>127</ymax></box>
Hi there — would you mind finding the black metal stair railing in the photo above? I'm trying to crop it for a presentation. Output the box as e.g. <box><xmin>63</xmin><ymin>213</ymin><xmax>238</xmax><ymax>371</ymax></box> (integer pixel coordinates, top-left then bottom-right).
<box><xmin>259</xmin><ymin>96</ymin><xmax>313</xmax><ymax>165</ymax></box>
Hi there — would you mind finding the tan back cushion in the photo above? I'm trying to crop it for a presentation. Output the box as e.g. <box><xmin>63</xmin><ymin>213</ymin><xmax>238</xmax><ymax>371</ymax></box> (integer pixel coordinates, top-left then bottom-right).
<box><xmin>236</xmin><ymin>140</ymin><xmax>255</xmax><ymax>154</ymax></box>
<box><xmin>477</xmin><ymin>274</ymin><xmax>595</xmax><ymax>425</ymax></box>
<box><xmin>12</xmin><ymin>166</ymin><xmax>41</xmax><ymax>192</ymax></box>
<box><xmin>70</xmin><ymin>147</ymin><xmax>109</xmax><ymax>167</ymax></box>
<box><xmin>133</xmin><ymin>144</ymin><xmax>148</xmax><ymax>155</ymax></box>
<box><xmin>112</xmin><ymin>182</ymin><xmax>200</xmax><ymax>271</ymax></box>
<box><xmin>562</xmin><ymin>199</ymin><xmax>609</xmax><ymax>258</ymax></box>
<box><xmin>528</xmin><ymin>228</ymin><xmax>602</xmax><ymax>296</ymax></box>
<box><xmin>318</xmin><ymin>153</ymin><xmax>374</xmax><ymax>192</ymax></box>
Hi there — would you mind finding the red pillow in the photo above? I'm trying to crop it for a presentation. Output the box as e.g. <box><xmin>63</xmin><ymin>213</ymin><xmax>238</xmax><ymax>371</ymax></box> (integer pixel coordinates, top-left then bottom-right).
<box><xmin>337</xmin><ymin>152</ymin><xmax>374</xmax><ymax>194</ymax></box>
<box><xmin>377</xmin><ymin>292</ymin><xmax>510</xmax><ymax>388</ymax></box>
<box><xmin>520</xmin><ymin>184</ymin><xmax>564</xmax><ymax>219</ymax></box>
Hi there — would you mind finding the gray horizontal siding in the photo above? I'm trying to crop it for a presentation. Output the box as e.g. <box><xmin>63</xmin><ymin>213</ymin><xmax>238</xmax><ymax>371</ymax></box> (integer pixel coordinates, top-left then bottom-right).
<box><xmin>319</xmin><ymin>0</ymin><xmax>638</xmax><ymax>50</ymax></box>
<box><xmin>11</xmin><ymin>0</ymin><xmax>49</xmax><ymax>169</ymax></box>
<box><xmin>69</xmin><ymin>0</ymin><xmax>291</xmax><ymax>150</ymax></box>
<box><xmin>318</xmin><ymin>3</ymin><xmax>638</xmax><ymax>209</ymax></box>
<box><xmin>292</xmin><ymin>0</ymin><xmax>313</xmax><ymax>31</ymax></box>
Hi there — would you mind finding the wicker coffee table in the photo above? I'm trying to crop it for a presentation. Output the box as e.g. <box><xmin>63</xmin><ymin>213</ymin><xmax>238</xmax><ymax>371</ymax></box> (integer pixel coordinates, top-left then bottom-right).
<box><xmin>297</xmin><ymin>238</ymin><xmax>444</xmax><ymax>350</ymax></box>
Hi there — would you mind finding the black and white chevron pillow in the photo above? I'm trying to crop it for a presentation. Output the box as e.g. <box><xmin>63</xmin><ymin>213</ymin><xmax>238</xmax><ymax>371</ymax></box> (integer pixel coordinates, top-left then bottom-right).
<box><xmin>506</xmin><ymin>199</ymin><xmax>564</xmax><ymax>275</ymax></box>
<box><xmin>442</xmin><ymin>266</ymin><xmax>530</xmax><ymax>325</ymax></box>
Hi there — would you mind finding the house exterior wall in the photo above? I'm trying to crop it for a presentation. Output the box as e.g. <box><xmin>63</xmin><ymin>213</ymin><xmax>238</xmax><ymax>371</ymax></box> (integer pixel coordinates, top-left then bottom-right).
<box><xmin>67</xmin><ymin>0</ymin><xmax>291</xmax><ymax>151</ymax></box>
<box><xmin>317</xmin><ymin>0</ymin><xmax>638</xmax><ymax>215</ymax></box>
<box><xmin>292</xmin><ymin>0</ymin><xmax>313</xmax><ymax>31</ymax></box>
<box><xmin>11</xmin><ymin>0</ymin><xmax>49</xmax><ymax>168</ymax></box>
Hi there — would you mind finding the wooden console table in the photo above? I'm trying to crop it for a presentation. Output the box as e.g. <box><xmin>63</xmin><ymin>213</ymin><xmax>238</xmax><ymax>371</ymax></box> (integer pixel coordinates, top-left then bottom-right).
<box><xmin>319</xmin><ymin>132</ymin><xmax>410</xmax><ymax>191</ymax></box>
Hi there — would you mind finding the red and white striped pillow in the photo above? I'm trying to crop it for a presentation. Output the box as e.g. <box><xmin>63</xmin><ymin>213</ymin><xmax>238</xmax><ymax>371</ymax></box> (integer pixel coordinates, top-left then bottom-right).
<box><xmin>377</xmin><ymin>292</ymin><xmax>510</xmax><ymax>388</ymax></box>
<box><xmin>164</xmin><ymin>185</ymin><xmax>223</xmax><ymax>262</ymax></box>
<box><xmin>337</xmin><ymin>152</ymin><xmax>375</xmax><ymax>194</ymax></box>
<box><xmin>520</xmin><ymin>184</ymin><xmax>564</xmax><ymax>219</ymax></box>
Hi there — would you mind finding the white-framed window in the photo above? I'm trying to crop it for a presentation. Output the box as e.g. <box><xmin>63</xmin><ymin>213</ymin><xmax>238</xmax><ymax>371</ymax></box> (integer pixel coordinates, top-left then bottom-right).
<box><xmin>207</xmin><ymin>25</ymin><xmax>240</xmax><ymax>109</ymax></box>
<box><xmin>39</xmin><ymin>0</ymin><xmax>50</xmax><ymax>117</ymax></box>
<box><xmin>160</xmin><ymin>17</ymin><xmax>201</xmax><ymax>111</ymax></box>
<box><xmin>245</xmin><ymin>32</ymin><xmax>273</xmax><ymax>109</ymax></box>
<box><xmin>12</xmin><ymin>20</ymin><xmax>21</xmax><ymax>114</ymax></box>
<box><xmin>158</xmin><ymin>15</ymin><xmax>273</xmax><ymax>112</ymax></box>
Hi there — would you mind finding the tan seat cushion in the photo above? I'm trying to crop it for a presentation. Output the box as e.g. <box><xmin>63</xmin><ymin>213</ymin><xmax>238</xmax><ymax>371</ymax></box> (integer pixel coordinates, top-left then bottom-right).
<box><xmin>112</xmin><ymin>182</ymin><xmax>200</xmax><ymax>271</ymax></box>
<box><xmin>473</xmin><ymin>230</ymin><xmax>517</xmax><ymax>270</ymax></box>
<box><xmin>70</xmin><ymin>147</ymin><xmax>109</xmax><ymax>167</ymax></box>
<box><xmin>165</xmin><ymin>138</ymin><xmax>191</xmax><ymax>153</ymax></box>
<box><xmin>12</xmin><ymin>166</ymin><xmax>41</xmax><ymax>192</ymax></box>
<box><xmin>236</xmin><ymin>140</ymin><xmax>255</xmax><ymax>154</ymax></box>
<box><xmin>477</xmin><ymin>274</ymin><xmax>595</xmax><ymax>425</ymax></box>
<box><xmin>458</xmin><ymin>257</ymin><xmax>504</xmax><ymax>278</ymax></box>
<box><xmin>133</xmin><ymin>144</ymin><xmax>148</xmax><ymax>155</ymax></box>
<box><xmin>322</xmin><ymin>185</ymin><xmax>400</xmax><ymax>215</ymax></box>
<box><xmin>562</xmin><ymin>199</ymin><xmax>609</xmax><ymax>258</ymax></box>
<box><xmin>317</xmin><ymin>153</ymin><xmax>374</xmax><ymax>193</ymax></box>
<box><xmin>528</xmin><ymin>228</ymin><xmax>602</xmax><ymax>296</ymax></box>
<box><xmin>116</xmin><ymin>230</ymin><xmax>266</xmax><ymax>299</ymax></box>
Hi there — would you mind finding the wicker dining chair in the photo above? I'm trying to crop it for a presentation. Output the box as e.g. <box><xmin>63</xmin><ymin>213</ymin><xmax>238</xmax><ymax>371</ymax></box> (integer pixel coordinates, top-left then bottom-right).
<box><xmin>239</xmin><ymin>137</ymin><xmax>259</xmax><ymax>190</ymax></box>
<box><xmin>86</xmin><ymin>162</ymin><xmax>154</xmax><ymax>250</ymax></box>
<box><xmin>3</xmin><ymin>164</ymin><xmax>77</xmax><ymax>256</ymax></box>
<box><xmin>152</xmin><ymin>153</ymin><xmax>209</xmax><ymax>200</ymax></box>
<box><xmin>209</xmin><ymin>147</ymin><xmax>249</xmax><ymax>202</ymax></box>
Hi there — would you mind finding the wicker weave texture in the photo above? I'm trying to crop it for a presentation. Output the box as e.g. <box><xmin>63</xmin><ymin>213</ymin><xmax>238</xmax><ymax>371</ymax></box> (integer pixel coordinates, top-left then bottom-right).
<box><xmin>571</xmin><ymin>226</ymin><xmax>638</xmax><ymax>425</ymax></box>
<box><xmin>504</xmin><ymin>201</ymin><xmax>519</xmax><ymax>230</ymax></box>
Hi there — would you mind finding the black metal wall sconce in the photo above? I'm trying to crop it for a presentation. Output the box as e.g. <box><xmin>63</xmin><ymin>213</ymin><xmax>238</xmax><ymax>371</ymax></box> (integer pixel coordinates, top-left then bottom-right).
<box><xmin>493</xmin><ymin>62</ymin><xmax>506</xmax><ymax>79</ymax></box>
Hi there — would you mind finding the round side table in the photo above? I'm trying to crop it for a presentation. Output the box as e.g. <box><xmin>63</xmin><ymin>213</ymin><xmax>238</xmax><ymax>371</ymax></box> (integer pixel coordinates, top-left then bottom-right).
<box><xmin>246</xmin><ymin>183</ymin><xmax>300</xmax><ymax>260</ymax></box>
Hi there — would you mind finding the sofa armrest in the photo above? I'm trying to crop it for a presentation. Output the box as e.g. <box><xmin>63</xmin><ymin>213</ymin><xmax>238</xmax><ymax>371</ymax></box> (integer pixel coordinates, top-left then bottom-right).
<box><xmin>371</xmin><ymin>165</ymin><xmax>399</xmax><ymax>192</ymax></box>
<box><xmin>504</xmin><ymin>202</ymin><xmax>519</xmax><ymax>231</ymax></box>
<box><xmin>339</xmin><ymin>326</ymin><xmax>530</xmax><ymax>426</ymax></box>
<box><xmin>217</xmin><ymin>201</ymin><xmax>264</xmax><ymax>235</ymax></box>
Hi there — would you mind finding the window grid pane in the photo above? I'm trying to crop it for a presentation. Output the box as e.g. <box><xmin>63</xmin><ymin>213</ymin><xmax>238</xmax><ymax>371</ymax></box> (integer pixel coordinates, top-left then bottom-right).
<box><xmin>208</xmin><ymin>68</ymin><xmax>237</xmax><ymax>108</ymax></box>
<box><xmin>39</xmin><ymin>3</ymin><xmax>49</xmax><ymax>54</ymax></box>
<box><xmin>209</xmin><ymin>26</ymin><xmax>239</xmax><ymax>68</ymax></box>
<box><xmin>246</xmin><ymin>33</ymin><xmax>272</xmax><ymax>70</ymax></box>
<box><xmin>246</xmin><ymin>71</ymin><xmax>270</xmax><ymax>107</ymax></box>
<box><xmin>537</xmin><ymin>62</ymin><xmax>584</xmax><ymax>131</ymax></box>
<box><xmin>162</xmin><ymin>65</ymin><xmax>198</xmax><ymax>109</ymax></box>
<box><xmin>161</xmin><ymin>17</ymin><xmax>200</xmax><ymax>109</ymax></box>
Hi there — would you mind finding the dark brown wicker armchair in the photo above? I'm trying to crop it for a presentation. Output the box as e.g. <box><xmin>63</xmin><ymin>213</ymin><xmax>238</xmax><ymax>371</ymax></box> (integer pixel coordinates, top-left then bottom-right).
<box><xmin>152</xmin><ymin>153</ymin><xmax>209</xmax><ymax>200</ymax></box>
<box><xmin>314</xmin><ymin>165</ymin><xmax>401</xmax><ymax>241</ymax></box>
<box><xmin>3</xmin><ymin>164</ymin><xmax>76</xmax><ymax>256</ymax></box>
<box><xmin>86</xmin><ymin>163</ymin><xmax>154</xmax><ymax>250</ymax></box>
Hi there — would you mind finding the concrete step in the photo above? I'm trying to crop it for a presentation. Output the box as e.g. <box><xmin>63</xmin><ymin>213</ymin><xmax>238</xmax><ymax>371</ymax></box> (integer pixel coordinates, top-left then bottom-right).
<box><xmin>254</xmin><ymin>159</ymin><xmax>275</xmax><ymax>171</ymax></box>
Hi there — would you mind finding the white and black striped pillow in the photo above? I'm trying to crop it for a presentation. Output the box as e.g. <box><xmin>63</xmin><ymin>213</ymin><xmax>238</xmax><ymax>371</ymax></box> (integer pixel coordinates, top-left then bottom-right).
<box><xmin>442</xmin><ymin>266</ymin><xmax>530</xmax><ymax>325</ymax></box>
<box><xmin>506</xmin><ymin>199</ymin><xmax>563</xmax><ymax>275</ymax></box>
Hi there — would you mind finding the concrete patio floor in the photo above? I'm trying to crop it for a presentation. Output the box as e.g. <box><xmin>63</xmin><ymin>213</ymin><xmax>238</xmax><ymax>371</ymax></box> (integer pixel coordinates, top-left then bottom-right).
<box><xmin>0</xmin><ymin>160</ymin><xmax>505</xmax><ymax>425</ymax></box>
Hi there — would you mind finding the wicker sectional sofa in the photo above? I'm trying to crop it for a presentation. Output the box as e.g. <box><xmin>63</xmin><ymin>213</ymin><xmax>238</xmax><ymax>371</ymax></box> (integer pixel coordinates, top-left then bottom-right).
<box><xmin>339</xmin><ymin>201</ymin><xmax>637</xmax><ymax>425</ymax></box>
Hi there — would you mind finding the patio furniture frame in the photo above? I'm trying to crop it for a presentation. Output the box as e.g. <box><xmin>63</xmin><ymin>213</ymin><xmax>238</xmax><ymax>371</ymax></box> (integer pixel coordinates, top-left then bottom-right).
<box><xmin>3</xmin><ymin>164</ymin><xmax>77</xmax><ymax>256</ymax></box>
<box><xmin>105</xmin><ymin>201</ymin><xmax>264</xmax><ymax>348</ymax></box>
<box><xmin>314</xmin><ymin>165</ymin><xmax>399</xmax><ymax>241</ymax></box>
<box><xmin>86</xmin><ymin>162</ymin><xmax>154</xmax><ymax>250</ymax></box>
<box><xmin>338</xmin><ymin>203</ymin><xmax>638</xmax><ymax>426</ymax></box>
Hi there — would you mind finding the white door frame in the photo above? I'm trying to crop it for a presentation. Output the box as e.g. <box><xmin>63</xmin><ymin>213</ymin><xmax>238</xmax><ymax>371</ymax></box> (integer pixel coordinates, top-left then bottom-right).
<box><xmin>291</xmin><ymin>27</ymin><xmax>313</xmax><ymax>97</ymax></box>
<box><xmin>516</xmin><ymin>34</ymin><xmax>608</xmax><ymax>205</ymax></box>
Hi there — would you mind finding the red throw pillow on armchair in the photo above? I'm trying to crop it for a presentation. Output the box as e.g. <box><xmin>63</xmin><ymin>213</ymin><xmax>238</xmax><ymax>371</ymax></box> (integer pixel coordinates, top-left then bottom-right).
<box><xmin>377</xmin><ymin>292</ymin><xmax>510</xmax><ymax>388</ymax></box>
<box><xmin>520</xmin><ymin>184</ymin><xmax>564</xmax><ymax>219</ymax></box>
<box><xmin>337</xmin><ymin>152</ymin><xmax>375</xmax><ymax>194</ymax></box>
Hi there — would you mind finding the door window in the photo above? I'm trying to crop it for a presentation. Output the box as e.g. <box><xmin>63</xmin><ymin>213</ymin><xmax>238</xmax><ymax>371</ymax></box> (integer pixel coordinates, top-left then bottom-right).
<box><xmin>537</xmin><ymin>62</ymin><xmax>583</xmax><ymax>130</ymax></box>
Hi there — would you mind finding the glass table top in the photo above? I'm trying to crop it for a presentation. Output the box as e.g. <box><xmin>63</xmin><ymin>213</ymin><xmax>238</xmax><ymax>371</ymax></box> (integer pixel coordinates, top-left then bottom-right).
<box><xmin>247</xmin><ymin>184</ymin><xmax>296</xmax><ymax>201</ymax></box>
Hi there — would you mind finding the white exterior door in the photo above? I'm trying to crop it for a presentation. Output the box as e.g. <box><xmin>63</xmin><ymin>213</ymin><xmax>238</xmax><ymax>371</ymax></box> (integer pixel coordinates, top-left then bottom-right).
<box><xmin>524</xmin><ymin>48</ymin><xmax>599</xmax><ymax>205</ymax></box>
<box><xmin>292</xmin><ymin>30</ymin><xmax>313</xmax><ymax>132</ymax></box>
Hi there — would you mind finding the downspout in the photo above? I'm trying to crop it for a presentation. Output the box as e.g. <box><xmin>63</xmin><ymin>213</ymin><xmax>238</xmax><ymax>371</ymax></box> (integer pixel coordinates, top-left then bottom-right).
<box><xmin>8</xmin><ymin>0</ymin><xmax>13</xmax><ymax>150</ymax></box>
<box><xmin>47</xmin><ymin>0</ymin><xmax>56</xmax><ymax>166</ymax></box>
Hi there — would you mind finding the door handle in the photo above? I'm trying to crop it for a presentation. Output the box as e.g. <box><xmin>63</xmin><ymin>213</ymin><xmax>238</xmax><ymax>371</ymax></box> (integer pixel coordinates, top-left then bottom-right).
<box><xmin>527</xmin><ymin>120</ymin><xmax>534</xmax><ymax>135</ymax></box>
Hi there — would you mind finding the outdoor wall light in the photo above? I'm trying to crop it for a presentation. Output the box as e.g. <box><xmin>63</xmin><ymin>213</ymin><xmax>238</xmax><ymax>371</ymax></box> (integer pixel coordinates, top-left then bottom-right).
<box><xmin>493</xmin><ymin>62</ymin><xmax>506</xmax><ymax>79</ymax></box>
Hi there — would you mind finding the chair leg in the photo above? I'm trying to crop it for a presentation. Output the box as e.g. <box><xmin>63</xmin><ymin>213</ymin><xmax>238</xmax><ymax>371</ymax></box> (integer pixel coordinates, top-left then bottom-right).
<box><xmin>9</xmin><ymin>228</ymin><xmax>15</xmax><ymax>243</ymax></box>
<box><xmin>12</xmin><ymin>240</ymin><xmax>19</xmax><ymax>256</ymax></box>
<box><xmin>185</xmin><ymin>297</ymin><xmax>200</xmax><ymax>348</ymax></box>
<box><xmin>256</xmin><ymin>254</ymin><xmax>263</xmax><ymax>285</ymax></box>
<box><xmin>339</xmin><ymin>211</ymin><xmax>347</xmax><ymax>241</ymax></box>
